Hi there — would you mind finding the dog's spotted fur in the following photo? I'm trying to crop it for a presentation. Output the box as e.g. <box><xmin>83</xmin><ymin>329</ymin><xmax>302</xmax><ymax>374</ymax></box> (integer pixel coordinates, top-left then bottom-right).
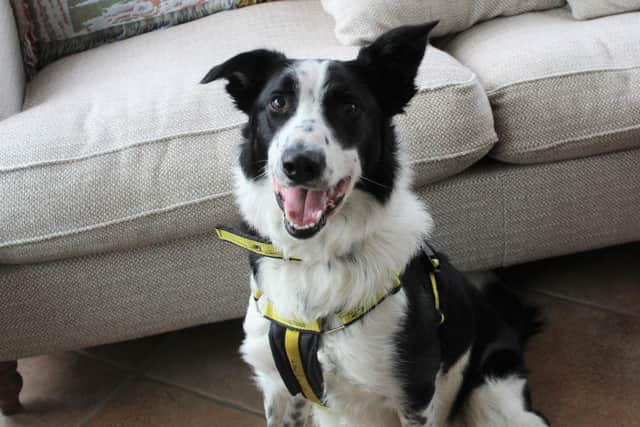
<box><xmin>202</xmin><ymin>23</ymin><xmax>548</xmax><ymax>427</ymax></box>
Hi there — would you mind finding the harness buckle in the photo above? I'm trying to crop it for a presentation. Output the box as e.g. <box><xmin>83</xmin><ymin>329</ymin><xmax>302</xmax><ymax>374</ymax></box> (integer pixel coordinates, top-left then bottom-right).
<box><xmin>422</xmin><ymin>243</ymin><xmax>440</xmax><ymax>272</ymax></box>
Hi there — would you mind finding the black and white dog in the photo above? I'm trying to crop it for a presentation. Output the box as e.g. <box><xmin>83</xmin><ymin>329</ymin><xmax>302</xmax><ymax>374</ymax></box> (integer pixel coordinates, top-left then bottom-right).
<box><xmin>202</xmin><ymin>23</ymin><xmax>548</xmax><ymax>427</ymax></box>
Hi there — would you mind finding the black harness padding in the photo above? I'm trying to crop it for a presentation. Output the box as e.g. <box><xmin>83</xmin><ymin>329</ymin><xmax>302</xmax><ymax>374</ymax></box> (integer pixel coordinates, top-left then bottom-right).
<box><xmin>298</xmin><ymin>329</ymin><xmax>325</xmax><ymax>401</ymax></box>
<box><xmin>268</xmin><ymin>323</ymin><xmax>304</xmax><ymax>397</ymax></box>
<box><xmin>268</xmin><ymin>322</ymin><xmax>326</xmax><ymax>406</ymax></box>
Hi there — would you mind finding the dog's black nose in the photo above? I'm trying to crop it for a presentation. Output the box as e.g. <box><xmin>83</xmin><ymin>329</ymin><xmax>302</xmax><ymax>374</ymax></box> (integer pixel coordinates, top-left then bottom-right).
<box><xmin>282</xmin><ymin>147</ymin><xmax>326</xmax><ymax>184</ymax></box>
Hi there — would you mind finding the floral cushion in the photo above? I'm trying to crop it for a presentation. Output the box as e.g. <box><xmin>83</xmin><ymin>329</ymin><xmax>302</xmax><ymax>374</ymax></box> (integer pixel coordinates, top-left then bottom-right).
<box><xmin>10</xmin><ymin>0</ymin><xmax>271</xmax><ymax>75</ymax></box>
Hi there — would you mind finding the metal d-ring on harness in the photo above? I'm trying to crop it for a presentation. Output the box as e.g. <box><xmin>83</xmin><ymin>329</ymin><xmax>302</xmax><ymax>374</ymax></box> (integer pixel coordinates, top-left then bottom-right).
<box><xmin>214</xmin><ymin>225</ymin><xmax>445</xmax><ymax>408</ymax></box>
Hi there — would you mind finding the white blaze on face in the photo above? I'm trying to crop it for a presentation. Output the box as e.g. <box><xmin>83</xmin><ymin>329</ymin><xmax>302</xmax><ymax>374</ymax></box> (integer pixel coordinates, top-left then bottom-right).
<box><xmin>269</xmin><ymin>60</ymin><xmax>360</xmax><ymax>185</ymax></box>
<box><xmin>268</xmin><ymin>60</ymin><xmax>362</xmax><ymax>233</ymax></box>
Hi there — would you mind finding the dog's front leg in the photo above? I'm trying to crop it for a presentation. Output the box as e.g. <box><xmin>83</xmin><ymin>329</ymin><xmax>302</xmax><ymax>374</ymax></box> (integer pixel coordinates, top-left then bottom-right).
<box><xmin>399</xmin><ymin>413</ymin><xmax>429</xmax><ymax>427</ymax></box>
<box><xmin>259</xmin><ymin>381</ymin><xmax>309</xmax><ymax>427</ymax></box>
<box><xmin>280</xmin><ymin>396</ymin><xmax>310</xmax><ymax>427</ymax></box>
<box><xmin>262</xmin><ymin>387</ymin><xmax>287</xmax><ymax>427</ymax></box>
<box><xmin>399</xmin><ymin>409</ymin><xmax>464</xmax><ymax>427</ymax></box>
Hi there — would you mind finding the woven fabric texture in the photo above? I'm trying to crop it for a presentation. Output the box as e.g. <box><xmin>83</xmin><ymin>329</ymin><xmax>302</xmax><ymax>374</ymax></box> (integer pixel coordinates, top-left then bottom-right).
<box><xmin>0</xmin><ymin>0</ymin><xmax>495</xmax><ymax>264</ymax></box>
<box><xmin>445</xmin><ymin>8</ymin><xmax>640</xmax><ymax>164</ymax></box>
<box><xmin>10</xmin><ymin>0</ymin><xmax>271</xmax><ymax>74</ymax></box>
<box><xmin>320</xmin><ymin>0</ymin><xmax>565</xmax><ymax>45</ymax></box>
<box><xmin>0</xmin><ymin>0</ymin><xmax>24</xmax><ymax>120</ymax></box>
<box><xmin>2</xmin><ymin>147</ymin><xmax>640</xmax><ymax>360</ymax></box>
<box><xmin>567</xmin><ymin>0</ymin><xmax>640</xmax><ymax>20</ymax></box>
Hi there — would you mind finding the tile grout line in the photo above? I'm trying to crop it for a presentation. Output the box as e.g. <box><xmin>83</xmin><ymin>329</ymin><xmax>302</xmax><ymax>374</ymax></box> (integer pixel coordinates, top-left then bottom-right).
<box><xmin>73</xmin><ymin>334</ymin><xmax>172</xmax><ymax>426</ymax></box>
<box><xmin>73</xmin><ymin>332</ymin><xmax>172</xmax><ymax>375</ymax></box>
<box><xmin>137</xmin><ymin>332</ymin><xmax>265</xmax><ymax>417</ymax></box>
<box><xmin>73</xmin><ymin>349</ymin><xmax>141</xmax><ymax>375</ymax></box>
<box><xmin>142</xmin><ymin>374</ymin><xmax>264</xmax><ymax>418</ymax></box>
<box><xmin>77</xmin><ymin>371</ymin><xmax>138</xmax><ymax>427</ymax></box>
<box><xmin>73</xmin><ymin>334</ymin><xmax>264</xmax><ymax>419</ymax></box>
<box><xmin>530</xmin><ymin>288</ymin><xmax>640</xmax><ymax>319</ymax></box>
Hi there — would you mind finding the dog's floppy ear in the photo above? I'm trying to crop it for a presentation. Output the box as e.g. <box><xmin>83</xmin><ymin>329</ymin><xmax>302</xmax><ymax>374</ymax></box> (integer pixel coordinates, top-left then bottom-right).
<box><xmin>355</xmin><ymin>22</ymin><xmax>438</xmax><ymax>116</ymax></box>
<box><xmin>200</xmin><ymin>49</ymin><xmax>287</xmax><ymax>114</ymax></box>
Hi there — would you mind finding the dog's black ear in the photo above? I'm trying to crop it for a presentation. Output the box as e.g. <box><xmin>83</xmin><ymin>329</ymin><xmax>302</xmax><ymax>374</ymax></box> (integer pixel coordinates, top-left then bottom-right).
<box><xmin>200</xmin><ymin>49</ymin><xmax>287</xmax><ymax>114</ymax></box>
<box><xmin>355</xmin><ymin>22</ymin><xmax>438</xmax><ymax>116</ymax></box>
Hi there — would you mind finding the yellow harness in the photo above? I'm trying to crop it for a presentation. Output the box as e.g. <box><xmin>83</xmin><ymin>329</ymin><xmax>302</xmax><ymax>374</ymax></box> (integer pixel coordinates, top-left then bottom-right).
<box><xmin>214</xmin><ymin>226</ymin><xmax>444</xmax><ymax>408</ymax></box>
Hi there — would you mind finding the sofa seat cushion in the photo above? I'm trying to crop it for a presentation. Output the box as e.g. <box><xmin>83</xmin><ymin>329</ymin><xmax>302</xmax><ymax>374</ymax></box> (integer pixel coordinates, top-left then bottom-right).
<box><xmin>445</xmin><ymin>8</ymin><xmax>640</xmax><ymax>164</ymax></box>
<box><xmin>0</xmin><ymin>0</ymin><xmax>496</xmax><ymax>264</ymax></box>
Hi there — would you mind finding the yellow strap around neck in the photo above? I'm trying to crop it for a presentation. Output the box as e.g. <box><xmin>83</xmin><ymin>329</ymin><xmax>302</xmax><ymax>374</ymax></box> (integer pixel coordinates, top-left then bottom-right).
<box><xmin>214</xmin><ymin>227</ymin><xmax>301</xmax><ymax>261</ymax></box>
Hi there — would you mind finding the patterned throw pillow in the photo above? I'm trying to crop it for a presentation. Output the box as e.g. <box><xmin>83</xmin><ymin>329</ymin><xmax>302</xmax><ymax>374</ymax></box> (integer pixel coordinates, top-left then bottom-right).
<box><xmin>10</xmin><ymin>0</ymin><xmax>271</xmax><ymax>75</ymax></box>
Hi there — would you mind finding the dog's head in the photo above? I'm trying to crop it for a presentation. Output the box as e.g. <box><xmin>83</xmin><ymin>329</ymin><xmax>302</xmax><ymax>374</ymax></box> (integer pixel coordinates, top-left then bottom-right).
<box><xmin>202</xmin><ymin>23</ymin><xmax>436</xmax><ymax>240</ymax></box>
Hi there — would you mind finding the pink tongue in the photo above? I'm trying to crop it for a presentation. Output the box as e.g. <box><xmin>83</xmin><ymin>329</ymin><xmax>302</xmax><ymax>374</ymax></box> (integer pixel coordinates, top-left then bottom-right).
<box><xmin>281</xmin><ymin>187</ymin><xmax>327</xmax><ymax>226</ymax></box>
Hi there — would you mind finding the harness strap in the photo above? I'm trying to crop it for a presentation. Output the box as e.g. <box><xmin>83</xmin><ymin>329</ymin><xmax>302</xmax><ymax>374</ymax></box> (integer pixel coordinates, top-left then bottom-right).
<box><xmin>335</xmin><ymin>275</ymin><xmax>402</xmax><ymax>328</ymax></box>
<box><xmin>284</xmin><ymin>329</ymin><xmax>324</xmax><ymax>406</ymax></box>
<box><xmin>215</xmin><ymin>226</ymin><xmax>301</xmax><ymax>261</ymax></box>
<box><xmin>429</xmin><ymin>258</ymin><xmax>445</xmax><ymax>325</ymax></box>
<box><xmin>253</xmin><ymin>277</ymin><xmax>402</xmax><ymax>334</ymax></box>
<box><xmin>214</xmin><ymin>226</ymin><xmax>445</xmax><ymax>408</ymax></box>
<box><xmin>217</xmin><ymin>226</ymin><xmax>444</xmax><ymax>329</ymax></box>
<box><xmin>254</xmin><ymin>290</ymin><xmax>322</xmax><ymax>333</ymax></box>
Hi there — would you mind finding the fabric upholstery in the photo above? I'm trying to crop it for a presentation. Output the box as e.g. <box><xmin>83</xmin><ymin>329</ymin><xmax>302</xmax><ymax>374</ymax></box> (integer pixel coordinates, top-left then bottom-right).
<box><xmin>0</xmin><ymin>0</ymin><xmax>495</xmax><ymax>264</ymax></box>
<box><xmin>445</xmin><ymin>8</ymin><xmax>640</xmax><ymax>164</ymax></box>
<box><xmin>10</xmin><ymin>0</ymin><xmax>272</xmax><ymax>73</ymax></box>
<box><xmin>320</xmin><ymin>0</ymin><xmax>566</xmax><ymax>45</ymax></box>
<box><xmin>3</xmin><ymin>147</ymin><xmax>640</xmax><ymax>360</ymax></box>
<box><xmin>567</xmin><ymin>0</ymin><xmax>640</xmax><ymax>20</ymax></box>
<box><xmin>0</xmin><ymin>0</ymin><xmax>25</xmax><ymax>120</ymax></box>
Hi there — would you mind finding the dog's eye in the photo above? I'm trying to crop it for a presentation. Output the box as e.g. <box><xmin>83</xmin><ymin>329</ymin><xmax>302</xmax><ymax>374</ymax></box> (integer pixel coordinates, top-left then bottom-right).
<box><xmin>269</xmin><ymin>96</ymin><xmax>288</xmax><ymax>113</ymax></box>
<box><xmin>343</xmin><ymin>102</ymin><xmax>360</xmax><ymax>116</ymax></box>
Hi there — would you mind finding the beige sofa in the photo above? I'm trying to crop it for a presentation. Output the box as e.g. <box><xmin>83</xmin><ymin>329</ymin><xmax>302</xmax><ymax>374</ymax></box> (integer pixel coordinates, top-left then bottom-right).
<box><xmin>1</xmin><ymin>0</ymin><xmax>639</xmax><ymax>414</ymax></box>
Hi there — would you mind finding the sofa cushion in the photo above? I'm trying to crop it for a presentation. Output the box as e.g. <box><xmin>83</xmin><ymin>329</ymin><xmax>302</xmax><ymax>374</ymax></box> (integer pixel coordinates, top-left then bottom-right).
<box><xmin>0</xmin><ymin>0</ymin><xmax>496</xmax><ymax>264</ymax></box>
<box><xmin>321</xmin><ymin>0</ymin><xmax>566</xmax><ymax>45</ymax></box>
<box><xmin>445</xmin><ymin>8</ymin><xmax>640</xmax><ymax>164</ymax></box>
<box><xmin>4</xmin><ymin>147</ymin><xmax>640</xmax><ymax>360</ymax></box>
<box><xmin>567</xmin><ymin>0</ymin><xmax>640</xmax><ymax>20</ymax></box>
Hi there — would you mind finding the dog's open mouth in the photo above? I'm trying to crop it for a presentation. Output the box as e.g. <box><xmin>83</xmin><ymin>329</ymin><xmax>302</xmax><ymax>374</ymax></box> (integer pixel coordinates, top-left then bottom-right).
<box><xmin>274</xmin><ymin>177</ymin><xmax>351</xmax><ymax>239</ymax></box>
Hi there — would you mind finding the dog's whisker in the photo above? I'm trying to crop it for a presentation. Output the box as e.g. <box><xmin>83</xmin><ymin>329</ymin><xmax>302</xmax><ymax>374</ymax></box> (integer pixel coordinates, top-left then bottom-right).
<box><xmin>360</xmin><ymin>175</ymin><xmax>392</xmax><ymax>190</ymax></box>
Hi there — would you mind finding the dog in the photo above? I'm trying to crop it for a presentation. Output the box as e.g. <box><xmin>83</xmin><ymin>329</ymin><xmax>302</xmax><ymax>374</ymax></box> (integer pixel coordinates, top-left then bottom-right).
<box><xmin>202</xmin><ymin>23</ymin><xmax>549</xmax><ymax>427</ymax></box>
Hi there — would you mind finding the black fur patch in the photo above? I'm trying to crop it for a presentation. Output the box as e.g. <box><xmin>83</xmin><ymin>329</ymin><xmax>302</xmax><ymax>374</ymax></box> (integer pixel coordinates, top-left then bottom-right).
<box><xmin>394</xmin><ymin>247</ymin><xmax>543</xmax><ymax>422</ymax></box>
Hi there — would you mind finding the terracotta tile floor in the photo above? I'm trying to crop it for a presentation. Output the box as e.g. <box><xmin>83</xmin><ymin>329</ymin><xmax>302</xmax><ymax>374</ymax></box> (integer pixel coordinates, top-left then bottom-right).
<box><xmin>2</xmin><ymin>243</ymin><xmax>639</xmax><ymax>427</ymax></box>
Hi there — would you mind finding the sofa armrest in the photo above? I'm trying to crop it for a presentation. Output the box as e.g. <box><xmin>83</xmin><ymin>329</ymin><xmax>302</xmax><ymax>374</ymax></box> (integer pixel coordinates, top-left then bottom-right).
<box><xmin>0</xmin><ymin>0</ymin><xmax>25</xmax><ymax>121</ymax></box>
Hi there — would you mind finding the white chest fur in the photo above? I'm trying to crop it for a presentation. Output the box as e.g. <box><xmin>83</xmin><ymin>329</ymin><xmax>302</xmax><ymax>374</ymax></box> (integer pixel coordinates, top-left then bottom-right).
<box><xmin>236</xmin><ymin>154</ymin><xmax>435</xmax><ymax>425</ymax></box>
